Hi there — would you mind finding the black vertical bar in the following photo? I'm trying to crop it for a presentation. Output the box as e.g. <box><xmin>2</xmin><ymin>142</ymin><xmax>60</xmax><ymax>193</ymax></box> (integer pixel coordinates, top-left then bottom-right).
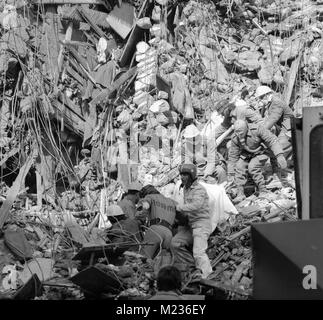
<box><xmin>291</xmin><ymin>117</ymin><xmax>302</xmax><ymax>219</ymax></box>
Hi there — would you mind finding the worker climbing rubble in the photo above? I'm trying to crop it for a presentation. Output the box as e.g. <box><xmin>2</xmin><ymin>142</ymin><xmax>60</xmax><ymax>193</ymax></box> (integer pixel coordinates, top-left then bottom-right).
<box><xmin>227</xmin><ymin>119</ymin><xmax>288</xmax><ymax>204</ymax></box>
<box><xmin>171</xmin><ymin>163</ymin><xmax>213</xmax><ymax>281</ymax></box>
<box><xmin>254</xmin><ymin>86</ymin><xmax>294</xmax><ymax>186</ymax></box>
<box><xmin>118</xmin><ymin>181</ymin><xmax>143</xmax><ymax>219</ymax></box>
<box><xmin>136</xmin><ymin>184</ymin><xmax>176</xmax><ymax>260</ymax></box>
<box><xmin>212</xmin><ymin>97</ymin><xmax>263</xmax><ymax>141</ymax></box>
<box><xmin>181</xmin><ymin>122</ymin><xmax>227</xmax><ymax>184</ymax></box>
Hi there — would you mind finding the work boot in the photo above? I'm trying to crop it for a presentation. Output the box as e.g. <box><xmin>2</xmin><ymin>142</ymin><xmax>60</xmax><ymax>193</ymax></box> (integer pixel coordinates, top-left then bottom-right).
<box><xmin>232</xmin><ymin>187</ymin><xmax>246</xmax><ymax>204</ymax></box>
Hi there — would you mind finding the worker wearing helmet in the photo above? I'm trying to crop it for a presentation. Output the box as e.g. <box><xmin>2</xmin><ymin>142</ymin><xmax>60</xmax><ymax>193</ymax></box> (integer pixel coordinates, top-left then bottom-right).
<box><xmin>136</xmin><ymin>184</ymin><xmax>176</xmax><ymax>259</ymax></box>
<box><xmin>212</xmin><ymin>96</ymin><xmax>263</xmax><ymax>141</ymax></box>
<box><xmin>228</xmin><ymin>120</ymin><xmax>287</xmax><ymax>203</ymax></box>
<box><xmin>170</xmin><ymin>163</ymin><xmax>213</xmax><ymax>280</ymax></box>
<box><xmin>181</xmin><ymin>123</ymin><xmax>227</xmax><ymax>183</ymax></box>
<box><xmin>105</xmin><ymin>204</ymin><xmax>143</xmax><ymax>247</ymax></box>
<box><xmin>255</xmin><ymin>85</ymin><xmax>294</xmax><ymax>184</ymax></box>
<box><xmin>118</xmin><ymin>181</ymin><xmax>143</xmax><ymax>219</ymax></box>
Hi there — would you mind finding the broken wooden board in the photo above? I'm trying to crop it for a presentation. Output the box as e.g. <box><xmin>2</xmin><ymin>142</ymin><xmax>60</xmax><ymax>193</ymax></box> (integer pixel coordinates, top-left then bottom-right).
<box><xmin>50</xmin><ymin>98</ymin><xmax>85</xmax><ymax>137</ymax></box>
<box><xmin>199</xmin><ymin>279</ymin><xmax>250</xmax><ymax>299</ymax></box>
<box><xmin>66</xmin><ymin>65</ymin><xmax>86</xmax><ymax>87</ymax></box>
<box><xmin>106</xmin><ymin>2</ymin><xmax>135</xmax><ymax>39</ymax></box>
<box><xmin>78</xmin><ymin>6</ymin><xmax>105</xmax><ymax>39</ymax></box>
<box><xmin>72</xmin><ymin>243</ymin><xmax>133</xmax><ymax>262</ymax></box>
<box><xmin>0</xmin><ymin>150</ymin><xmax>36</xmax><ymax>229</ymax></box>
<box><xmin>283</xmin><ymin>47</ymin><xmax>303</xmax><ymax>106</ymax></box>
<box><xmin>90</xmin><ymin>66</ymin><xmax>137</xmax><ymax>105</ymax></box>
<box><xmin>227</xmin><ymin>226</ymin><xmax>251</xmax><ymax>242</ymax></box>
<box><xmin>61</xmin><ymin>5</ymin><xmax>110</xmax><ymax>29</ymax></box>
<box><xmin>19</xmin><ymin>258</ymin><xmax>55</xmax><ymax>284</ymax></box>
<box><xmin>70</xmin><ymin>266</ymin><xmax>123</xmax><ymax>295</ymax></box>
<box><xmin>68</xmin><ymin>46</ymin><xmax>92</xmax><ymax>73</ymax></box>
<box><xmin>63</xmin><ymin>211</ymin><xmax>92</xmax><ymax>246</ymax></box>
<box><xmin>36</xmin><ymin>0</ymin><xmax>105</xmax><ymax>3</ymax></box>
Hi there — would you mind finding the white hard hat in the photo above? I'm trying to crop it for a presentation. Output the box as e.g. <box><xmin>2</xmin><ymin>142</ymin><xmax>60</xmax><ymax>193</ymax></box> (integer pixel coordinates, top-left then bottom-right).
<box><xmin>128</xmin><ymin>181</ymin><xmax>143</xmax><ymax>191</ymax></box>
<box><xmin>106</xmin><ymin>205</ymin><xmax>125</xmax><ymax>217</ymax></box>
<box><xmin>182</xmin><ymin>124</ymin><xmax>200</xmax><ymax>139</ymax></box>
<box><xmin>255</xmin><ymin>86</ymin><xmax>272</xmax><ymax>98</ymax></box>
<box><xmin>234</xmin><ymin>99</ymin><xmax>248</xmax><ymax>108</ymax></box>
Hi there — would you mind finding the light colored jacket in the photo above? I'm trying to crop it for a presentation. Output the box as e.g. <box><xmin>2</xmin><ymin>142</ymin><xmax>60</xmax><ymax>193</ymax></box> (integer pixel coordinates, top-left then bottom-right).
<box><xmin>227</xmin><ymin>123</ymin><xmax>283</xmax><ymax>175</ymax></box>
<box><xmin>264</xmin><ymin>94</ymin><xmax>293</xmax><ymax>132</ymax></box>
<box><xmin>177</xmin><ymin>180</ymin><xmax>210</xmax><ymax>227</ymax></box>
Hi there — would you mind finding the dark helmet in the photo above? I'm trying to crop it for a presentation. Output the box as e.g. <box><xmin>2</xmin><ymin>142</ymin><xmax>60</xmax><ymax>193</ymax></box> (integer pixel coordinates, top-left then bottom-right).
<box><xmin>179</xmin><ymin>163</ymin><xmax>197</xmax><ymax>181</ymax></box>
<box><xmin>139</xmin><ymin>184</ymin><xmax>160</xmax><ymax>198</ymax></box>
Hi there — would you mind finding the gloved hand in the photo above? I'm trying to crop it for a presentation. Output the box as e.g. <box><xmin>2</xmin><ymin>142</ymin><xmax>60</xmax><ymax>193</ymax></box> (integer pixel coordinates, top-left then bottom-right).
<box><xmin>276</xmin><ymin>154</ymin><xmax>287</xmax><ymax>169</ymax></box>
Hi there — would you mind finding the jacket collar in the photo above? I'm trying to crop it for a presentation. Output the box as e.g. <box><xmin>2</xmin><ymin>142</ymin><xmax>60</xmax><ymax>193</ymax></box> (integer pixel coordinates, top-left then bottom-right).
<box><xmin>182</xmin><ymin>179</ymin><xmax>198</xmax><ymax>190</ymax></box>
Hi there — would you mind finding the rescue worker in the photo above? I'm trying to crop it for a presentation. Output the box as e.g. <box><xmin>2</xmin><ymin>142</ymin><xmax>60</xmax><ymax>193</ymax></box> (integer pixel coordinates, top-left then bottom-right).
<box><xmin>181</xmin><ymin>123</ymin><xmax>227</xmax><ymax>183</ymax></box>
<box><xmin>118</xmin><ymin>181</ymin><xmax>142</xmax><ymax>219</ymax></box>
<box><xmin>136</xmin><ymin>185</ymin><xmax>176</xmax><ymax>259</ymax></box>
<box><xmin>228</xmin><ymin>120</ymin><xmax>288</xmax><ymax>203</ymax></box>
<box><xmin>254</xmin><ymin>86</ymin><xmax>294</xmax><ymax>183</ymax></box>
<box><xmin>171</xmin><ymin>163</ymin><xmax>213</xmax><ymax>280</ymax></box>
<box><xmin>105</xmin><ymin>204</ymin><xmax>142</xmax><ymax>248</ymax></box>
<box><xmin>213</xmin><ymin>98</ymin><xmax>263</xmax><ymax>140</ymax></box>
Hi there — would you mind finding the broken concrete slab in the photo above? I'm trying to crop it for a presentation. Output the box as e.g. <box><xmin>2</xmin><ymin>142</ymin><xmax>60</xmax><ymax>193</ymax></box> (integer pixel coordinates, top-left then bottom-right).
<box><xmin>106</xmin><ymin>2</ymin><xmax>135</xmax><ymax>39</ymax></box>
<box><xmin>19</xmin><ymin>258</ymin><xmax>55</xmax><ymax>284</ymax></box>
<box><xmin>234</xmin><ymin>50</ymin><xmax>261</xmax><ymax>72</ymax></box>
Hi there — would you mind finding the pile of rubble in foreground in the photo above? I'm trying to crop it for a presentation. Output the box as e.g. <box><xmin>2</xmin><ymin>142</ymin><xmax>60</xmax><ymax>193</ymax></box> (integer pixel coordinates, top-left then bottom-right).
<box><xmin>0</xmin><ymin>0</ymin><xmax>313</xmax><ymax>299</ymax></box>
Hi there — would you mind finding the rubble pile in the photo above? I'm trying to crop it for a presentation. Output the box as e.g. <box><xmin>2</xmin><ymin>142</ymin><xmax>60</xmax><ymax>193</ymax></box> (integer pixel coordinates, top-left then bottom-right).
<box><xmin>0</xmin><ymin>0</ymin><xmax>314</xmax><ymax>300</ymax></box>
<box><xmin>204</xmin><ymin>184</ymin><xmax>297</xmax><ymax>297</ymax></box>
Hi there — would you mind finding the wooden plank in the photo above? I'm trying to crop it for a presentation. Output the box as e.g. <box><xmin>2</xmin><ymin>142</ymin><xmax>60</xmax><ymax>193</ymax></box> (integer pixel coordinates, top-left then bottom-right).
<box><xmin>284</xmin><ymin>48</ymin><xmax>303</xmax><ymax>106</ymax></box>
<box><xmin>51</xmin><ymin>99</ymin><xmax>85</xmax><ymax>136</ymax></box>
<box><xmin>63</xmin><ymin>211</ymin><xmax>91</xmax><ymax>245</ymax></box>
<box><xmin>58</xmin><ymin>22</ymin><xmax>73</xmax><ymax>75</ymax></box>
<box><xmin>0</xmin><ymin>150</ymin><xmax>36</xmax><ymax>229</ymax></box>
<box><xmin>66</xmin><ymin>56</ymin><xmax>90</xmax><ymax>82</ymax></box>
<box><xmin>199</xmin><ymin>279</ymin><xmax>250</xmax><ymax>297</ymax></box>
<box><xmin>36</xmin><ymin>170</ymin><xmax>43</xmax><ymax>208</ymax></box>
<box><xmin>227</xmin><ymin>226</ymin><xmax>251</xmax><ymax>242</ymax></box>
<box><xmin>90</xmin><ymin>66</ymin><xmax>137</xmax><ymax>105</ymax></box>
<box><xmin>68</xmin><ymin>47</ymin><xmax>91</xmax><ymax>73</ymax></box>
<box><xmin>66</xmin><ymin>65</ymin><xmax>86</xmax><ymax>87</ymax></box>
<box><xmin>78</xmin><ymin>6</ymin><xmax>105</xmax><ymax>39</ymax></box>
<box><xmin>60</xmin><ymin>6</ymin><xmax>110</xmax><ymax>29</ymax></box>
<box><xmin>36</xmin><ymin>0</ymin><xmax>104</xmax><ymax>4</ymax></box>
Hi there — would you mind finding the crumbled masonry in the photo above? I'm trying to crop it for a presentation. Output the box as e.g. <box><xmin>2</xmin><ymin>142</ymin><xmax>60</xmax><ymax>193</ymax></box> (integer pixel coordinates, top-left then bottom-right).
<box><xmin>0</xmin><ymin>0</ymin><xmax>316</xmax><ymax>300</ymax></box>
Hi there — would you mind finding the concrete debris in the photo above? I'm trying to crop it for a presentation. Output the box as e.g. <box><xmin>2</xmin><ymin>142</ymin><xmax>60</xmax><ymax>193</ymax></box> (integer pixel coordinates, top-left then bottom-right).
<box><xmin>0</xmin><ymin>0</ymin><xmax>315</xmax><ymax>300</ymax></box>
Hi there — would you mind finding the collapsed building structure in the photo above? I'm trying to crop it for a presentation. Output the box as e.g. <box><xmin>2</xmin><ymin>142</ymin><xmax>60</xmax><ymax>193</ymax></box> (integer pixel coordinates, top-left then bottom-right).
<box><xmin>0</xmin><ymin>0</ymin><xmax>320</xmax><ymax>299</ymax></box>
